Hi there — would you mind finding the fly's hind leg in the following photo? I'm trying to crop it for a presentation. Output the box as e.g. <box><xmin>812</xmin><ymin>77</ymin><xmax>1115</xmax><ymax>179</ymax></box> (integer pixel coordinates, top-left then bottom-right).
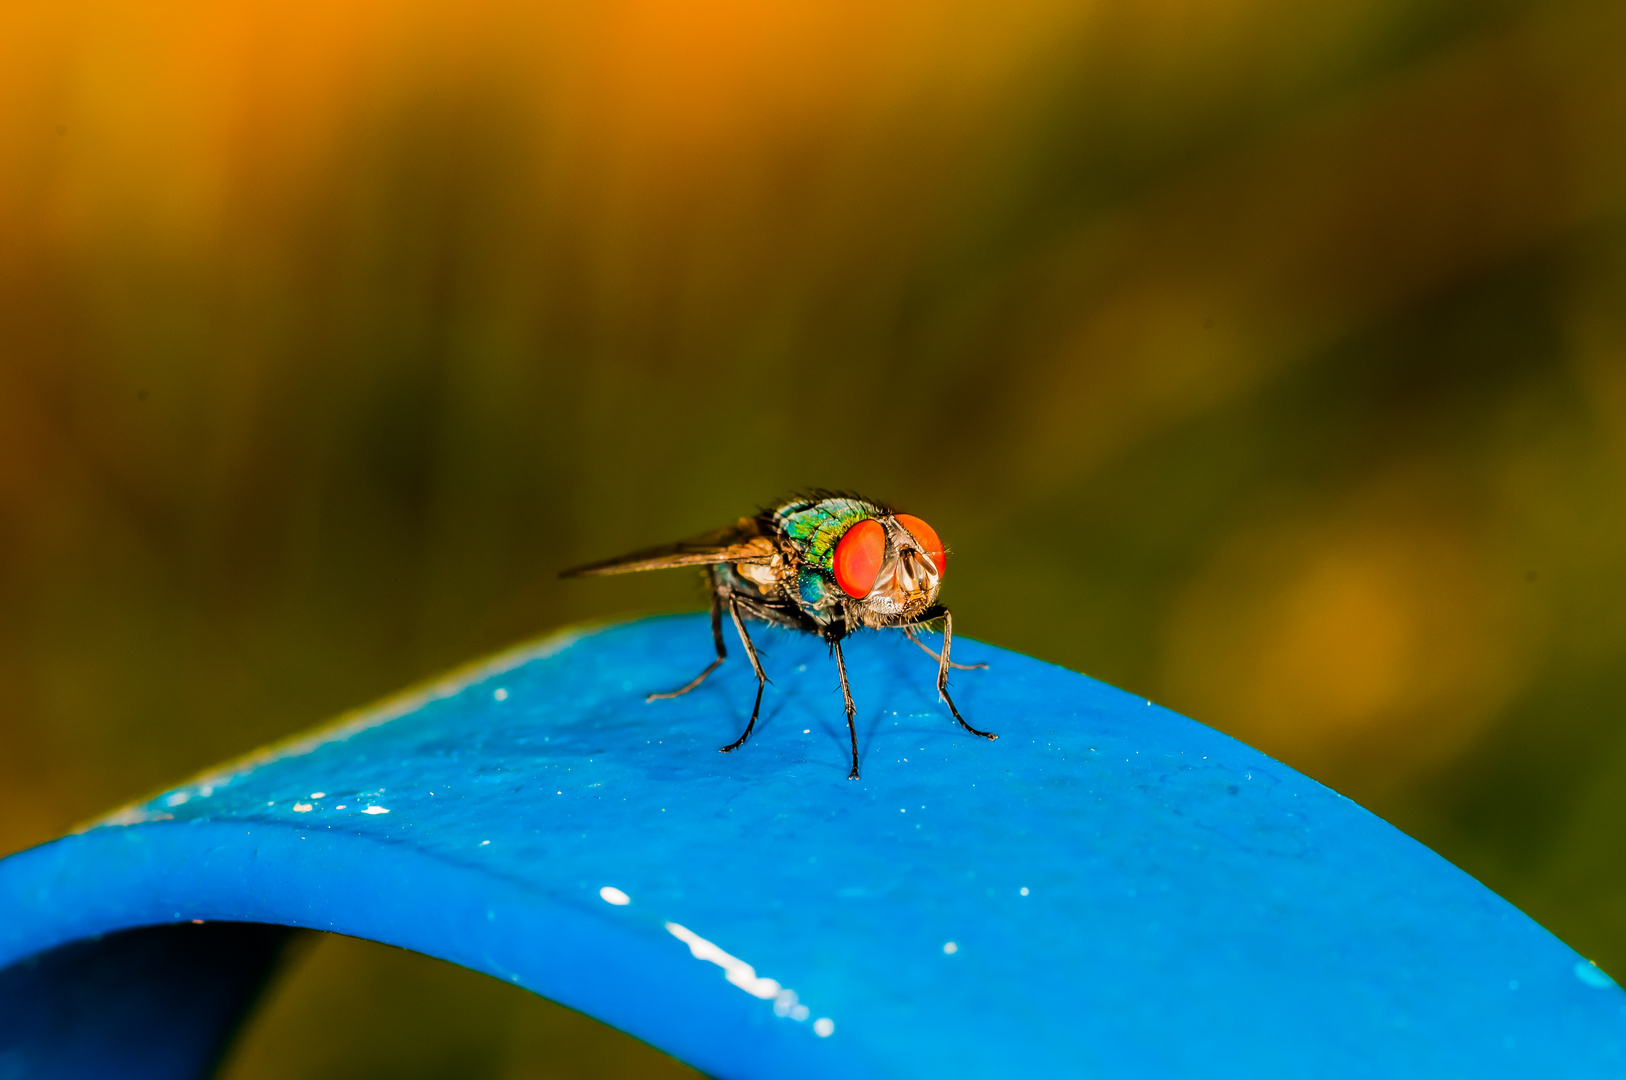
<box><xmin>834</xmin><ymin>639</ymin><xmax>861</xmax><ymax>780</ymax></box>
<box><xmin>934</xmin><ymin>609</ymin><xmax>996</xmax><ymax>741</ymax></box>
<box><xmin>648</xmin><ymin>585</ymin><xmax>728</xmax><ymax>702</ymax></box>
<box><xmin>719</xmin><ymin>594</ymin><xmax>770</xmax><ymax>754</ymax></box>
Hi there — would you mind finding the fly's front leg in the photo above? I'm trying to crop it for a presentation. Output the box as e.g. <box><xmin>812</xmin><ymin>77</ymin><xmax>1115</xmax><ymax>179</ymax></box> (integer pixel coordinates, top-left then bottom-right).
<box><xmin>648</xmin><ymin>581</ymin><xmax>727</xmax><ymax>701</ymax></box>
<box><xmin>936</xmin><ymin>609</ymin><xmax>996</xmax><ymax>741</ymax></box>
<box><xmin>719</xmin><ymin>594</ymin><xmax>769</xmax><ymax>754</ymax></box>
<box><xmin>904</xmin><ymin>626</ymin><xmax>988</xmax><ymax>670</ymax></box>
<box><xmin>833</xmin><ymin>639</ymin><xmax>861</xmax><ymax>779</ymax></box>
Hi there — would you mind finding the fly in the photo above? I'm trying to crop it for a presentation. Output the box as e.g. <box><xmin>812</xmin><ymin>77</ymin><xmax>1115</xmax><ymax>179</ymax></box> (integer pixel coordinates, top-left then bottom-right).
<box><xmin>560</xmin><ymin>493</ymin><xmax>994</xmax><ymax>779</ymax></box>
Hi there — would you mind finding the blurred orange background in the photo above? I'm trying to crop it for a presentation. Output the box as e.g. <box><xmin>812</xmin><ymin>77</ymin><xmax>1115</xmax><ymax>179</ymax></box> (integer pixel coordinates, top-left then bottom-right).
<box><xmin>5</xmin><ymin>0</ymin><xmax>1626</xmax><ymax>1072</ymax></box>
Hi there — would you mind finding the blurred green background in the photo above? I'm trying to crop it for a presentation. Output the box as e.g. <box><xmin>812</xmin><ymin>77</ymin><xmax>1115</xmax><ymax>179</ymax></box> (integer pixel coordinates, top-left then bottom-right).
<box><xmin>5</xmin><ymin>0</ymin><xmax>1626</xmax><ymax>1073</ymax></box>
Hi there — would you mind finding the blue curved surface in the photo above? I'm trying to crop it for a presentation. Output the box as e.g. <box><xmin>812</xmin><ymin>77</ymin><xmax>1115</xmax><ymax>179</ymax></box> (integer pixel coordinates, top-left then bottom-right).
<box><xmin>1</xmin><ymin>614</ymin><xmax>1623</xmax><ymax>1078</ymax></box>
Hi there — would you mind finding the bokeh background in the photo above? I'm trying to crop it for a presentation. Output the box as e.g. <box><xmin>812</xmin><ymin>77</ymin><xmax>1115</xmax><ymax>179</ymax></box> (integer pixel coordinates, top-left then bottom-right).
<box><xmin>5</xmin><ymin>0</ymin><xmax>1626</xmax><ymax>1074</ymax></box>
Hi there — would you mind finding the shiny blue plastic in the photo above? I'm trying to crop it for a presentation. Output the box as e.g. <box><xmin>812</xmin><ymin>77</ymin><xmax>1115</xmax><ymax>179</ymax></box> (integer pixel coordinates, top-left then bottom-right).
<box><xmin>1</xmin><ymin>615</ymin><xmax>1623</xmax><ymax>1078</ymax></box>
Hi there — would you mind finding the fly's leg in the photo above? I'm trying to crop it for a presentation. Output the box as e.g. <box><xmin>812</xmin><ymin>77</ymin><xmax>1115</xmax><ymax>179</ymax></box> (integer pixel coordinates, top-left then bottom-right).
<box><xmin>937</xmin><ymin>610</ymin><xmax>996</xmax><ymax>741</ymax></box>
<box><xmin>648</xmin><ymin>586</ymin><xmax>727</xmax><ymax>702</ymax></box>
<box><xmin>719</xmin><ymin>595</ymin><xmax>769</xmax><ymax>754</ymax></box>
<box><xmin>834</xmin><ymin>639</ymin><xmax>860</xmax><ymax>780</ymax></box>
<box><xmin>905</xmin><ymin>626</ymin><xmax>987</xmax><ymax>670</ymax></box>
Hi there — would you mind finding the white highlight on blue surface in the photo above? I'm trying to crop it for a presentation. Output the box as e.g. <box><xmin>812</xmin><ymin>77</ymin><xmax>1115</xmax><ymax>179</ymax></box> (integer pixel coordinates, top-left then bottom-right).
<box><xmin>813</xmin><ymin>1018</ymin><xmax>835</xmax><ymax>1037</ymax></box>
<box><xmin>1575</xmin><ymin>960</ymin><xmax>1617</xmax><ymax>988</ymax></box>
<box><xmin>1020</xmin><ymin>887</ymin><xmax>1030</xmax><ymax>896</ymax></box>
<box><xmin>311</xmin><ymin>792</ymin><xmax>325</xmax><ymax>799</ymax></box>
<box><xmin>665</xmin><ymin>921</ymin><xmax>795</xmax><ymax>1004</ymax></box>
<box><xmin>362</xmin><ymin>805</ymin><xmax>389</xmax><ymax>815</ymax></box>
<box><xmin>494</xmin><ymin>688</ymin><xmax>509</xmax><ymax>701</ymax></box>
<box><xmin>943</xmin><ymin>941</ymin><xmax>958</xmax><ymax>954</ymax></box>
<box><xmin>773</xmin><ymin>989</ymin><xmax>811</xmax><ymax>1022</ymax></box>
<box><xmin>600</xmin><ymin>886</ymin><xmax>631</xmax><ymax>905</ymax></box>
<box><xmin>292</xmin><ymin>803</ymin><xmax>313</xmax><ymax>813</ymax></box>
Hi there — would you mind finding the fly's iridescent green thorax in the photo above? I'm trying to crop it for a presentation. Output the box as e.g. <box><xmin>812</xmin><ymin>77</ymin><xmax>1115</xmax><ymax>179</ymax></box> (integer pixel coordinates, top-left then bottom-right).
<box><xmin>772</xmin><ymin>496</ymin><xmax>881</xmax><ymax>575</ymax></box>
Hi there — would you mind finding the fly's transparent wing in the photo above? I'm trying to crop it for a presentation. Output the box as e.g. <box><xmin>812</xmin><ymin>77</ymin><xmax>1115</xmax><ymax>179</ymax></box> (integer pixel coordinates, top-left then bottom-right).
<box><xmin>559</xmin><ymin>518</ymin><xmax>777</xmax><ymax>577</ymax></box>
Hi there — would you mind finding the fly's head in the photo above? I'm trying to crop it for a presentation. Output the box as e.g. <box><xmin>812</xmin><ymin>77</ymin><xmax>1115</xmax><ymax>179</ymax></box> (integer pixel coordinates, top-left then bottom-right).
<box><xmin>831</xmin><ymin>513</ymin><xmax>947</xmax><ymax>624</ymax></box>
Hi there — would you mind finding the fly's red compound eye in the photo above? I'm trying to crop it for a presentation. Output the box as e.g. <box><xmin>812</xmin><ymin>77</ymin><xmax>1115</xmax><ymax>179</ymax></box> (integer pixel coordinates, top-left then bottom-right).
<box><xmin>894</xmin><ymin>514</ymin><xmax>946</xmax><ymax>576</ymax></box>
<box><xmin>833</xmin><ymin>519</ymin><xmax>886</xmax><ymax>598</ymax></box>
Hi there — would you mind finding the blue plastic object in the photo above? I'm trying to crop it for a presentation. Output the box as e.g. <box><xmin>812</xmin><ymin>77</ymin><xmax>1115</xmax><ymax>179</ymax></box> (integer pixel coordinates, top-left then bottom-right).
<box><xmin>1</xmin><ymin>615</ymin><xmax>1623</xmax><ymax>1078</ymax></box>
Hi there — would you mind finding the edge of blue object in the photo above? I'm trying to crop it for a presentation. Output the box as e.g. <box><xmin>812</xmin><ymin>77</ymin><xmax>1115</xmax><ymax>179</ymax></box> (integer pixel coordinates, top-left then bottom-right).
<box><xmin>1</xmin><ymin>614</ymin><xmax>1624</xmax><ymax>1078</ymax></box>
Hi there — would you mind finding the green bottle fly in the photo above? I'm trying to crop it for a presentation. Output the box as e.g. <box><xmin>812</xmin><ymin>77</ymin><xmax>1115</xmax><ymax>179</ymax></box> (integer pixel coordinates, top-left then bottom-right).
<box><xmin>562</xmin><ymin>493</ymin><xmax>993</xmax><ymax>779</ymax></box>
